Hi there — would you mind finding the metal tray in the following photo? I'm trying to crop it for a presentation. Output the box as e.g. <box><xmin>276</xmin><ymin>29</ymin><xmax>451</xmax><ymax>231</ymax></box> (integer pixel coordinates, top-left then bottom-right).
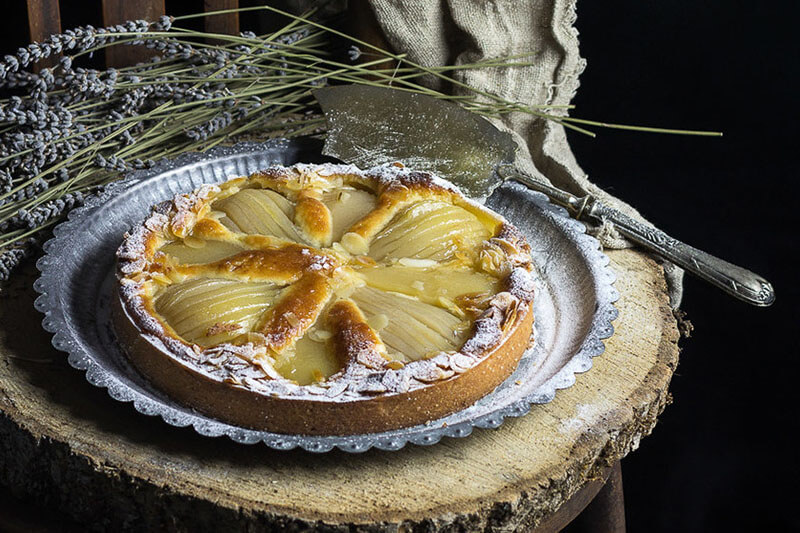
<box><xmin>33</xmin><ymin>139</ymin><xmax>619</xmax><ymax>452</ymax></box>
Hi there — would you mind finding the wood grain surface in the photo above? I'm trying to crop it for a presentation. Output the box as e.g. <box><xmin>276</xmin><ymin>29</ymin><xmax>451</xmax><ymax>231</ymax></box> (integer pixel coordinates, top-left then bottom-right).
<box><xmin>203</xmin><ymin>0</ymin><xmax>240</xmax><ymax>38</ymax></box>
<box><xmin>101</xmin><ymin>0</ymin><xmax>165</xmax><ymax>67</ymax></box>
<box><xmin>0</xmin><ymin>248</ymin><xmax>680</xmax><ymax>531</ymax></box>
<box><xmin>25</xmin><ymin>0</ymin><xmax>61</xmax><ymax>70</ymax></box>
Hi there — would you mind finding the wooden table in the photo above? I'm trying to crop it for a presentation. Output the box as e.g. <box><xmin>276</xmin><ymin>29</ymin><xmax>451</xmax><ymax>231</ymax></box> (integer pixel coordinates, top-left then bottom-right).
<box><xmin>0</xmin><ymin>248</ymin><xmax>680</xmax><ymax>531</ymax></box>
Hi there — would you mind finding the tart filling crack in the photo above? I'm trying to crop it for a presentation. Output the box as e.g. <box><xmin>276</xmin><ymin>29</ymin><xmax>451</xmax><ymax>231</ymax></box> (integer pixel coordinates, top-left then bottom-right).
<box><xmin>114</xmin><ymin>162</ymin><xmax>535</xmax><ymax>434</ymax></box>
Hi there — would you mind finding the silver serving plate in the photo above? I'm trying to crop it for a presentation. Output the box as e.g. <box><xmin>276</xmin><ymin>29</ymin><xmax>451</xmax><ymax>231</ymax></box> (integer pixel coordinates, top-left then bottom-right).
<box><xmin>33</xmin><ymin>139</ymin><xmax>619</xmax><ymax>453</ymax></box>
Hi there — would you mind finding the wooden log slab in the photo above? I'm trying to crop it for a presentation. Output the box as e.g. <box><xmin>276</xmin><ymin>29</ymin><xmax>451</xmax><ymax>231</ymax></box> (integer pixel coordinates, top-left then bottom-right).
<box><xmin>0</xmin><ymin>248</ymin><xmax>680</xmax><ymax>531</ymax></box>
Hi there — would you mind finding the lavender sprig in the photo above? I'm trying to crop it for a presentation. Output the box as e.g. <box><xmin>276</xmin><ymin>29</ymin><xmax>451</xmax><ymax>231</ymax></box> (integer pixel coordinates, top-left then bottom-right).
<box><xmin>0</xmin><ymin>191</ymin><xmax>83</xmax><ymax>232</ymax></box>
<box><xmin>3</xmin><ymin>6</ymin><xmax>706</xmax><ymax>284</ymax></box>
<box><xmin>0</xmin><ymin>15</ymin><xmax>543</xmax><ymax>283</ymax></box>
<box><xmin>0</xmin><ymin>20</ymin><xmax>157</xmax><ymax>80</ymax></box>
<box><xmin>0</xmin><ymin>238</ymin><xmax>38</xmax><ymax>282</ymax></box>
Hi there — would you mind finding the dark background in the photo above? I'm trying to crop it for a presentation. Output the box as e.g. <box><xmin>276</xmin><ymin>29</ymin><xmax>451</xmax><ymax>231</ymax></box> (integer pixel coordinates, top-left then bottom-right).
<box><xmin>1</xmin><ymin>1</ymin><xmax>798</xmax><ymax>531</ymax></box>
<box><xmin>569</xmin><ymin>2</ymin><xmax>798</xmax><ymax>532</ymax></box>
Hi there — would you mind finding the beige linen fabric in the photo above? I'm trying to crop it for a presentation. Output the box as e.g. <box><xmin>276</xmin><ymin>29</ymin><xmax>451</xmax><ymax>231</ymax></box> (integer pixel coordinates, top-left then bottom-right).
<box><xmin>366</xmin><ymin>0</ymin><xmax>684</xmax><ymax>306</ymax></box>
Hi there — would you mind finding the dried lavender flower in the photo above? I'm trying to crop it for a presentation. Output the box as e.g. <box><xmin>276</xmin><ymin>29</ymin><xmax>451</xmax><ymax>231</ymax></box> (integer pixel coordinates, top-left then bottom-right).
<box><xmin>0</xmin><ymin>245</ymin><xmax>29</xmax><ymax>281</ymax></box>
<box><xmin>1</xmin><ymin>191</ymin><xmax>84</xmax><ymax>233</ymax></box>
<box><xmin>347</xmin><ymin>45</ymin><xmax>362</xmax><ymax>61</ymax></box>
<box><xmin>2</xmin><ymin>7</ymin><xmax>569</xmax><ymax>287</ymax></box>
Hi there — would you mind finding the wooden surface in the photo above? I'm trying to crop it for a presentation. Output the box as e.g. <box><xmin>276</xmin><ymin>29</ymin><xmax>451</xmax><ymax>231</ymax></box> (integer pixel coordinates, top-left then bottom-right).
<box><xmin>204</xmin><ymin>0</ymin><xmax>240</xmax><ymax>38</ymax></box>
<box><xmin>567</xmin><ymin>461</ymin><xmax>626</xmax><ymax>532</ymax></box>
<box><xmin>0</xmin><ymin>248</ymin><xmax>680</xmax><ymax>531</ymax></box>
<box><xmin>26</xmin><ymin>0</ymin><xmax>61</xmax><ymax>70</ymax></box>
<box><xmin>101</xmin><ymin>0</ymin><xmax>165</xmax><ymax>68</ymax></box>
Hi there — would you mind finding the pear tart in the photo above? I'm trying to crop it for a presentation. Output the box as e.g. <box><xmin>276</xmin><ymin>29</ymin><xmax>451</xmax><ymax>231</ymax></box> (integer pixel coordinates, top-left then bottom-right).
<box><xmin>114</xmin><ymin>163</ymin><xmax>535</xmax><ymax>435</ymax></box>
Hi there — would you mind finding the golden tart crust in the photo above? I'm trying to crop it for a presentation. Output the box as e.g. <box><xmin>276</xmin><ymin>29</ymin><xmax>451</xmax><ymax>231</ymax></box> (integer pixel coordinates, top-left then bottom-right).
<box><xmin>114</xmin><ymin>163</ymin><xmax>535</xmax><ymax>435</ymax></box>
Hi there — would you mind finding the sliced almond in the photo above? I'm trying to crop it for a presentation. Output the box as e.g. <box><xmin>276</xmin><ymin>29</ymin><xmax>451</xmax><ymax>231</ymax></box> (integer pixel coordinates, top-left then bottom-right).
<box><xmin>341</xmin><ymin>232</ymin><xmax>369</xmax><ymax>255</ymax></box>
<box><xmin>398</xmin><ymin>257</ymin><xmax>438</xmax><ymax>268</ymax></box>
<box><xmin>284</xmin><ymin>311</ymin><xmax>300</xmax><ymax>328</ymax></box>
<box><xmin>354</xmin><ymin>255</ymin><xmax>377</xmax><ymax>267</ymax></box>
<box><xmin>150</xmin><ymin>272</ymin><xmax>172</xmax><ymax>285</ymax></box>
<box><xmin>308</xmin><ymin>329</ymin><xmax>333</xmax><ymax>342</ymax></box>
<box><xmin>386</xmin><ymin>360</ymin><xmax>405</xmax><ymax>370</ymax></box>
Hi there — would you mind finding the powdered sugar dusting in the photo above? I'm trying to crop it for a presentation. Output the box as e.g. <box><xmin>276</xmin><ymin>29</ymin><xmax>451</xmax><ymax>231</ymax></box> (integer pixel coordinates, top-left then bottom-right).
<box><xmin>508</xmin><ymin>267</ymin><xmax>535</xmax><ymax>302</ymax></box>
<box><xmin>364</xmin><ymin>162</ymin><xmax>459</xmax><ymax>193</ymax></box>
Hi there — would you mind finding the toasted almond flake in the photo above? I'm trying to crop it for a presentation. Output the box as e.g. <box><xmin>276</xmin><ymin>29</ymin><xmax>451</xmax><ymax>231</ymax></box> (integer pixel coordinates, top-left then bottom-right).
<box><xmin>244</xmin><ymin>377</ymin><xmax>264</xmax><ymax>390</ymax></box>
<box><xmin>332</xmin><ymin>275</ymin><xmax>365</xmax><ymax>298</ymax></box>
<box><xmin>128</xmin><ymin>271</ymin><xmax>146</xmax><ymax>283</ymax></box>
<box><xmin>150</xmin><ymin>272</ymin><xmax>171</xmax><ymax>285</ymax></box>
<box><xmin>241</xmin><ymin>332</ymin><xmax>268</xmax><ymax>345</ymax></box>
<box><xmin>449</xmin><ymin>353</ymin><xmax>474</xmax><ymax>373</ymax></box>
<box><xmin>309</xmin><ymin>329</ymin><xmax>332</xmax><ymax>342</ymax></box>
<box><xmin>412</xmin><ymin>361</ymin><xmax>449</xmax><ymax>382</ymax></box>
<box><xmin>355</xmin><ymin>255</ymin><xmax>376</xmax><ymax>266</ymax></box>
<box><xmin>184</xmin><ymin>236</ymin><xmax>206</xmax><ymax>249</ymax></box>
<box><xmin>398</xmin><ymin>257</ymin><xmax>438</xmax><ymax>268</ymax></box>
<box><xmin>301</xmin><ymin>188</ymin><xmax>323</xmax><ymax>200</ymax></box>
<box><xmin>333</xmin><ymin>284</ymin><xmax>354</xmax><ymax>298</ymax></box>
<box><xmin>493</xmin><ymin>238</ymin><xmax>519</xmax><ymax>255</ymax></box>
<box><xmin>284</xmin><ymin>311</ymin><xmax>300</xmax><ymax>328</ymax></box>
<box><xmin>368</xmin><ymin>313</ymin><xmax>389</xmax><ymax>331</ymax></box>
<box><xmin>438</xmin><ymin>295</ymin><xmax>457</xmax><ymax>310</ymax></box>
<box><xmin>325</xmin><ymin>381</ymin><xmax>348</xmax><ymax>397</ymax></box>
<box><xmin>341</xmin><ymin>232</ymin><xmax>369</xmax><ymax>255</ymax></box>
<box><xmin>386</xmin><ymin>360</ymin><xmax>405</xmax><ymax>370</ymax></box>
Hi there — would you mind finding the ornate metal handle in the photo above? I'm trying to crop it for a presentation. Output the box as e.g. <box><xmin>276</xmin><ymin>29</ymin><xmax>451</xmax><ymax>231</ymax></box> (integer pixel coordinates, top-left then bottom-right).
<box><xmin>501</xmin><ymin>167</ymin><xmax>775</xmax><ymax>307</ymax></box>
<box><xmin>589</xmin><ymin>203</ymin><xmax>775</xmax><ymax>306</ymax></box>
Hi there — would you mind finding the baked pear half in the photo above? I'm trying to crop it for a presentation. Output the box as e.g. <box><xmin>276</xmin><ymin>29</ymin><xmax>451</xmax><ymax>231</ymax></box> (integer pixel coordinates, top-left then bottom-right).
<box><xmin>114</xmin><ymin>163</ymin><xmax>534</xmax><ymax>435</ymax></box>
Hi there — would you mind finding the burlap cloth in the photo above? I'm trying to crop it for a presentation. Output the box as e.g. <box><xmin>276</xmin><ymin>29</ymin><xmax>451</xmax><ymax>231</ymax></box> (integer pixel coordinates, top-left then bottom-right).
<box><xmin>365</xmin><ymin>0</ymin><xmax>684</xmax><ymax>307</ymax></box>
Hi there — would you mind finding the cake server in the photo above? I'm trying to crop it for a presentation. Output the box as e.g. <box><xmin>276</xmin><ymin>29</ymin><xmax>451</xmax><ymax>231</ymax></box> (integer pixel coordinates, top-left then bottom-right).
<box><xmin>313</xmin><ymin>85</ymin><xmax>775</xmax><ymax>307</ymax></box>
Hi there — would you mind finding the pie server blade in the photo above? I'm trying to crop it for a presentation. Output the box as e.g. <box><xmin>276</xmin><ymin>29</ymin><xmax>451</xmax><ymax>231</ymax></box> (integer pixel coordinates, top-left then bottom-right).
<box><xmin>313</xmin><ymin>85</ymin><xmax>774</xmax><ymax>307</ymax></box>
<box><xmin>313</xmin><ymin>85</ymin><xmax>516</xmax><ymax>201</ymax></box>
